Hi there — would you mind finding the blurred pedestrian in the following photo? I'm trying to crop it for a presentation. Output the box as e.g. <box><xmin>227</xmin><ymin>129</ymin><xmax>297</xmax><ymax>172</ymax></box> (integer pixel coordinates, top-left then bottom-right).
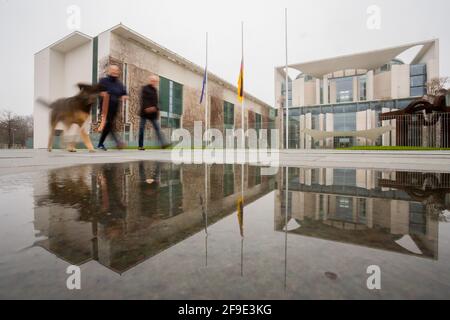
<box><xmin>138</xmin><ymin>75</ymin><xmax>170</xmax><ymax>150</ymax></box>
<box><xmin>97</xmin><ymin>64</ymin><xmax>128</xmax><ymax>151</ymax></box>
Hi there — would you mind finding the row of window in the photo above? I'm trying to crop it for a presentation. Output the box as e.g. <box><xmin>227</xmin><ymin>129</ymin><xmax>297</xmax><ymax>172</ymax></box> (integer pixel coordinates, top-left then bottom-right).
<box><xmin>410</xmin><ymin>64</ymin><xmax>427</xmax><ymax>97</ymax></box>
<box><xmin>285</xmin><ymin>64</ymin><xmax>427</xmax><ymax>108</ymax></box>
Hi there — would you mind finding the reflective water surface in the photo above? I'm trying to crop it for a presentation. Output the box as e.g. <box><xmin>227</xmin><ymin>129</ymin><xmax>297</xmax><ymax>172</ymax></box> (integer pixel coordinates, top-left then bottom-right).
<box><xmin>0</xmin><ymin>162</ymin><xmax>449</xmax><ymax>299</ymax></box>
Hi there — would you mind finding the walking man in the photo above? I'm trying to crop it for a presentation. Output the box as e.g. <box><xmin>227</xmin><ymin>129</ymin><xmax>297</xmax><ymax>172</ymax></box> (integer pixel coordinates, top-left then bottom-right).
<box><xmin>97</xmin><ymin>64</ymin><xmax>128</xmax><ymax>151</ymax></box>
<box><xmin>139</xmin><ymin>75</ymin><xmax>170</xmax><ymax>150</ymax></box>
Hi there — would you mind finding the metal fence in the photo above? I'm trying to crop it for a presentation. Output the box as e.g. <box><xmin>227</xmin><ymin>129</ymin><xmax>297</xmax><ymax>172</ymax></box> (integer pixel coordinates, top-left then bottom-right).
<box><xmin>381</xmin><ymin>113</ymin><xmax>450</xmax><ymax>148</ymax></box>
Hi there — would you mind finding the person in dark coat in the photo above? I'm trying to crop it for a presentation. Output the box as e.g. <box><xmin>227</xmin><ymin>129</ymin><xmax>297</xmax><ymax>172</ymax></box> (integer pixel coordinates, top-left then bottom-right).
<box><xmin>139</xmin><ymin>75</ymin><xmax>170</xmax><ymax>150</ymax></box>
<box><xmin>97</xmin><ymin>64</ymin><xmax>128</xmax><ymax>151</ymax></box>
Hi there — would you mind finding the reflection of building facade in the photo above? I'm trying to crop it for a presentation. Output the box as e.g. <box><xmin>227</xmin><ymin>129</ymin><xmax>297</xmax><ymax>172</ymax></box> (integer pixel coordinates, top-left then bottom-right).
<box><xmin>275</xmin><ymin>40</ymin><xmax>443</xmax><ymax>149</ymax></box>
<box><xmin>33</xmin><ymin>162</ymin><xmax>275</xmax><ymax>273</ymax></box>
<box><xmin>275</xmin><ymin>168</ymin><xmax>449</xmax><ymax>259</ymax></box>
<box><xmin>34</xmin><ymin>24</ymin><xmax>274</xmax><ymax>149</ymax></box>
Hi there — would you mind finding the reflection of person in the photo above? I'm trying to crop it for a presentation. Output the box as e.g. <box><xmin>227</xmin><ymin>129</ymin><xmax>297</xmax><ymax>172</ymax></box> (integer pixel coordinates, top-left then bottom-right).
<box><xmin>97</xmin><ymin>65</ymin><xmax>128</xmax><ymax>151</ymax></box>
<box><xmin>138</xmin><ymin>75</ymin><xmax>170</xmax><ymax>150</ymax></box>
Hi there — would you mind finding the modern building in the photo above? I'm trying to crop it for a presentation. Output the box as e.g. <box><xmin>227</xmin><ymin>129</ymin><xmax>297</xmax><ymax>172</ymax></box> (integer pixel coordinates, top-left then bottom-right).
<box><xmin>33</xmin><ymin>162</ymin><xmax>275</xmax><ymax>273</ymax></box>
<box><xmin>275</xmin><ymin>168</ymin><xmax>448</xmax><ymax>259</ymax></box>
<box><xmin>274</xmin><ymin>40</ymin><xmax>443</xmax><ymax>149</ymax></box>
<box><xmin>34</xmin><ymin>24</ymin><xmax>274</xmax><ymax>149</ymax></box>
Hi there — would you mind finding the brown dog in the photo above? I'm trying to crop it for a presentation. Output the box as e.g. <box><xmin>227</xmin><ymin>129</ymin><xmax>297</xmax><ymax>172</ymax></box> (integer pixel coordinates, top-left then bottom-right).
<box><xmin>37</xmin><ymin>83</ymin><xmax>105</xmax><ymax>152</ymax></box>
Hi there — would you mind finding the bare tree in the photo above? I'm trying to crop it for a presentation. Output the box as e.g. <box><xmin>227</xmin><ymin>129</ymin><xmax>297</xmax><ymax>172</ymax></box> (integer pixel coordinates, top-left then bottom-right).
<box><xmin>0</xmin><ymin>109</ymin><xmax>33</xmax><ymax>149</ymax></box>
<box><xmin>426</xmin><ymin>77</ymin><xmax>449</xmax><ymax>96</ymax></box>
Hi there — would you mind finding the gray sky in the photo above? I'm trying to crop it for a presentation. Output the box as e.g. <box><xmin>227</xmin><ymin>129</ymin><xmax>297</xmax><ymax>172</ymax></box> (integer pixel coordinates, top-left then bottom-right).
<box><xmin>1</xmin><ymin>0</ymin><xmax>449</xmax><ymax>115</ymax></box>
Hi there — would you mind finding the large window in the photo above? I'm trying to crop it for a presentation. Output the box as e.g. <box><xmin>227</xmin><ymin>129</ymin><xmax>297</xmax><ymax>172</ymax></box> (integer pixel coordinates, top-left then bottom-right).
<box><xmin>224</xmin><ymin>101</ymin><xmax>234</xmax><ymax>129</ymax></box>
<box><xmin>336</xmin><ymin>77</ymin><xmax>354</xmax><ymax>103</ymax></box>
<box><xmin>159</xmin><ymin>77</ymin><xmax>183</xmax><ymax>128</ymax></box>
<box><xmin>281</xmin><ymin>79</ymin><xmax>292</xmax><ymax>108</ymax></box>
<box><xmin>333</xmin><ymin>169</ymin><xmax>356</xmax><ymax>188</ymax></box>
<box><xmin>410</xmin><ymin>64</ymin><xmax>427</xmax><ymax>97</ymax></box>
<box><xmin>255</xmin><ymin>113</ymin><xmax>262</xmax><ymax>137</ymax></box>
<box><xmin>359</xmin><ymin>75</ymin><xmax>367</xmax><ymax>101</ymax></box>
<box><xmin>223</xmin><ymin>164</ymin><xmax>235</xmax><ymax>197</ymax></box>
<box><xmin>334</xmin><ymin>112</ymin><xmax>356</xmax><ymax>131</ymax></box>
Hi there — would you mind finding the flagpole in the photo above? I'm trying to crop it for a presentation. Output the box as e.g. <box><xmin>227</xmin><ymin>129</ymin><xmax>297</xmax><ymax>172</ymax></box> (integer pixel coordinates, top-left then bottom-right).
<box><xmin>284</xmin><ymin>8</ymin><xmax>289</xmax><ymax>150</ymax></box>
<box><xmin>241</xmin><ymin>21</ymin><xmax>245</xmax><ymax>150</ymax></box>
<box><xmin>205</xmin><ymin>32</ymin><xmax>209</xmax><ymax>142</ymax></box>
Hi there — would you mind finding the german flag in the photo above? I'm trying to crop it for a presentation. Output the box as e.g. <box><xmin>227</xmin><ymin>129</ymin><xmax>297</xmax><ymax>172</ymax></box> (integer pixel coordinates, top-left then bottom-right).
<box><xmin>237</xmin><ymin>196</ymin><xmax>244</xmax><ymax>237</ymax></box>
<box><xmin>237</xmin><ymin>59</ymin><xmax>244</xmax><ymax>103</ymax></box>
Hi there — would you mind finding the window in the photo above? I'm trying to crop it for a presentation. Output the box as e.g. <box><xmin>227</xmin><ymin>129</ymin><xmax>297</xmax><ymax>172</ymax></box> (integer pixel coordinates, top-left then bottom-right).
<box><xmin>335</xmin><ymin>77</ymin><xmax>354</xmax><ymax>103</ymax></box>
<box><xmin>358</xmin><ymin>198</ymin><xmax>367</xmax><ymax>224</ymax></box>
<box><xmin>410</xmin><ymin>64</ymin><xmax>427</xmax><ymax>97</ymax></box>
<box><xmin>224</xmin><ymin>101</ymin><xmax>234</xmax><ymax>129</ymax></box>
<box><xmin>161</xmin><ymin>117</ymin><xmax>180</xmax><ymax>129</ymax></box>
<box><xmin>320</xmin><ymin>81</ymin><xmax>324</xmax><ymax>104</ymax></box>
<box><xmin>333</xmin><ymin>169</ymin><xmax>357</xmax><ymax>187</ymax></box>
<box><xmin>335</xmin><ymin>196</ymin><xmax>354</xmax><ymax>222</ymax></box>
<box><xmin>255</xmin><ymin>113</ymin><xmax>262</xmax><ymax>137</ymax></box>
<box><xmin>281</xmin><ymin>79</ymin><xmax>292</xmax><ymax>108</ymax></box>
<box><xmin>122</xmin><ymin>63</ymin><xmax>130</xmax><ymax>123</ymax></box>
<box><xmin>223</xmin><ymin>165</ymin><xmax>235</xmax><ymax>197</ymax></box>
<box><xmin>334</xmin><ymin>112</ymin><xmax>356</xmax><ymax>131</ymax></box>
<box><xmin>160</xmin><ymin>76</ymin><xmax>183</xmax><ymax>128</ymax></box>
<box><xmin>359</xmin><ymin>75</ymin><xmax>367</xmax><ymax>101</ymax></box>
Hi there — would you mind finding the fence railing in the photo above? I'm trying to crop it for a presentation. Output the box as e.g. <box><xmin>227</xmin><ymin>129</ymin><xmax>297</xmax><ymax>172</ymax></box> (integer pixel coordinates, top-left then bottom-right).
<box><xmin>380</xmin><ymin>113</ymin><xmax>450</xmax><ymax>148</ymax></box>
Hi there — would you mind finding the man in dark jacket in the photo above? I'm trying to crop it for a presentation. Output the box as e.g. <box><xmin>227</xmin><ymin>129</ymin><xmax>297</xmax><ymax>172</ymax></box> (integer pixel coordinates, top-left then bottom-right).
<box><xmin>139</xmin><ymin>75</ymin><xmax>169</xmax><ymax>150</ymax></box>
<box><xmin>97</xmin><ymin>64</ymin><xmax>128</xmax><ymax>151</ymax></box>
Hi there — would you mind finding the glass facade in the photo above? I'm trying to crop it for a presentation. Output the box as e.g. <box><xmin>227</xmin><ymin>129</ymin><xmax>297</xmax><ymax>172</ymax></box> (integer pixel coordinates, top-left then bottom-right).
<box><xmin>160</xmin><ymin>77</ymin><xmax>183</xmax><ymax>129</ymax></box>
<box><xmin>335</xmin><ymin>77</ymin><xmax>354</xmax><ymax>103</ymax></box>
<box><xmin>334</xmin><ymin>112</ymin><xmax>356</xmax><ymax>131</ymax></box>
<box><xmin>284</xmin><ymin>98</ymin><xmax>416</xmax><ymax>149</ymax></box>
<box><xmin>410</xmin><ymin>64</ymin><xmax>427</xmax><ymax>97</ymax></box>
<box><xmin>224</xmin><ymin>101</ymin><xmax>234</xmax><ymax>129</ymax></box>
<box><xmin>281</xmin><ymin>79</ymin><xmax>292</xmax><ymax>108</ymax></box>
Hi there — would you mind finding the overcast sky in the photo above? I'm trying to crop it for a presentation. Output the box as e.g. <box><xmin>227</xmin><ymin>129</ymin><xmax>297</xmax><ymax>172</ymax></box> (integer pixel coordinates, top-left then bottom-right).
<box><xmin>1</xmin><ymin>0</ymin><xmax>449</xmax><ymax>115</ymax></box>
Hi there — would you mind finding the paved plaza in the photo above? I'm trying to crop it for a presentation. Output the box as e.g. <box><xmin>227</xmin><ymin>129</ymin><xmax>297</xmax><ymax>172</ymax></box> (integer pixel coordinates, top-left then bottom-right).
<box><xmin>1</xmin><ymin>149</ymin><xmax>450</xmax><ymax>177</ymax></box>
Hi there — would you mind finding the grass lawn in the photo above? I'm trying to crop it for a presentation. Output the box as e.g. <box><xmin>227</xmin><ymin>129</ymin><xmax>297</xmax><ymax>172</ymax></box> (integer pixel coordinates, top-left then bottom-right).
<box><xmin>337</xmin><ymin>146</ymin><xmax>450</xmax><ymax>151</ymax></box>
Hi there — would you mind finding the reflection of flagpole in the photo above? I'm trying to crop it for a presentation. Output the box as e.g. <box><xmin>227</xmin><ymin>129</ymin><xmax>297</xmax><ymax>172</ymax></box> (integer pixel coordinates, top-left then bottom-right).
<box><xmin>204</xmin><ymin>164</ymin><xmax>209</xmax><ymax>267</ymax></box>
<box><xmin>284</xmin><ymin>8</ymin><xmax>289</xmax><ymax>150</ymax></box>
<box><xmin>284</xmin><ymin>166</ymin><xmax>289</xmax><ymax>289</ymax></box>
<box><xmin>237</xmin><ymin>190</ymin><xmax>244</xmax><ymax>277</ymax></box>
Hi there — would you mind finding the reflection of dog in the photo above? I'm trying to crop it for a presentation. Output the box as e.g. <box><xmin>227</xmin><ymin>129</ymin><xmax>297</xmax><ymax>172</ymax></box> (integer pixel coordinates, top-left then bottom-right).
<box><xmin>37</xmin><ymin>83</ymin><xmax>105</xmax><ymax>152</ymax></box>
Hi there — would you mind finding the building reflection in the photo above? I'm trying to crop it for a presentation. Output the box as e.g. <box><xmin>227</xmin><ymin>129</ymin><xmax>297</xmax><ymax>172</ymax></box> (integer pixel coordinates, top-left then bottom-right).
<box><xmin>275</xmin><ymin>168</ymin><xmax>450</xmax><ymax>260</ymax></box>
<box><xmin>33</xmin><ymin>162</ymin><xmax>275</xmax><ymax>274</ymax></box>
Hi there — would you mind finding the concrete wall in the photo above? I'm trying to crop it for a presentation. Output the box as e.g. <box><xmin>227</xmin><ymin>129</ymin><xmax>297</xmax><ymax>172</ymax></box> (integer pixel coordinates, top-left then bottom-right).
<box><xmin>374</xmin><ymin>71</ymin><xmax>392</xmax><ymax>100</ymax></box>
<box><xmin>34</xmin><ymin>49</ymin><xmax>51</xmax><ymax>149</ymax></box>
<box><xmin>304</xmin><ymin>81</ymin><xmax>316</xmax><ymax>106</ymax></box>
<box><xmin>391</xmin><ymin>64</ymin><xmax>410</xmax><ymax>99</ymax></box>
<box><xmin>34</xmin><ymin>39</ymin><xmax>93</xmax><ymax>149</ymax></box>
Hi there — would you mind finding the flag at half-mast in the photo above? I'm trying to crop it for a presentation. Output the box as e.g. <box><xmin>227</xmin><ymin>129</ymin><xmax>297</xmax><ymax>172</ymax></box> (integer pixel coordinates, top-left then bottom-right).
<box><xmin>199</xmin><ymin>66</ymin><xmax>207</xmax><ymax>104</ymax></box>
<box><xmin>237</xmin><ymin>58</ymin><xmax>244</xmax><ymax>103</ymax></box>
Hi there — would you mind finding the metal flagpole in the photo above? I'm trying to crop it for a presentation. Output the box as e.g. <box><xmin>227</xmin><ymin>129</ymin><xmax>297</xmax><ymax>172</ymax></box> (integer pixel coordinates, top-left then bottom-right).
<box><xmin>204</xmin><ymin>33</ymin><xmax>209</xmax><ymax>267</ymax></box>
<box><xmin>205</xmin><ymin>32</ymin><xmax>209</xmax><ymax>142</ymax></box>
<box><xmin>241</xmin><ymin>21</ymin><xmax>245</xmax><ymax>150</ymax></box>
<box><xmin>285</xmin><ymin>8</ymin><xmax>289</xmax><ymax>150</ymax></box>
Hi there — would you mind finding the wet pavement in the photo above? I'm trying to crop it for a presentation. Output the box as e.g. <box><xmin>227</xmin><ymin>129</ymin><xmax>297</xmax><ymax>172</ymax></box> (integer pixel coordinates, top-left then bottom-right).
<box><xmin>0</xmin><ymin>161</ymin><xmax>449</xmax><ymax>299</ymax></box>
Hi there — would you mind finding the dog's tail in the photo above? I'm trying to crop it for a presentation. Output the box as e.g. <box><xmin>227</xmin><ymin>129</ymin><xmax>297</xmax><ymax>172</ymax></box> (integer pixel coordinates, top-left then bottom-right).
<box><xmin>36</xmin><ymin>98</ymin><xmax>52</xmax><ymax>108</ymax></box>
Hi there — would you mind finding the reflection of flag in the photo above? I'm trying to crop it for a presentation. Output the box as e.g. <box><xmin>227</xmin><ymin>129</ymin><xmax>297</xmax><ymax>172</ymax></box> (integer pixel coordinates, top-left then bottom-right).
<box><xmin>237</xmin><ymin>59</ymin><xmax>244</xmax><ymax>103</ymax></box>
<box><xmin>200</xmin><ymin>68</ymin><xmax>207</xmax><ymax>104</ymax></box>
<box><xmin>237</xmin><ymin>197</ymin><xmax>244</xmax><ymax>237</ymax></box>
